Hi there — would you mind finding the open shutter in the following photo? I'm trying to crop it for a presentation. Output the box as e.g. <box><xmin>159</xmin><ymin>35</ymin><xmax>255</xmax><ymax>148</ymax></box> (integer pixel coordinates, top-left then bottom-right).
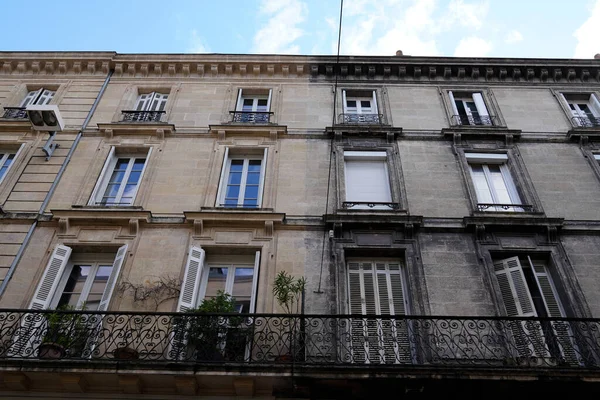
<box><xmin>20</xmin><ymin>89</ymin><xmax>42</xmax><ymax>107</ymax></box>
<box><xmin>97</xmin><ymin>244</ymin><xmax>127</xmax><ymax>312</ymax></box>
<box><xmin>235</xmin><ymin>89</ymin><xmax>243</xmax><ymax>111</ymax></box>
<box><xmin>88</xmin><ymin>147</ymin><xmax>116</xmax><ymax>205</ymax></box>
<box><xmin>266</xmin><ymin>89</ymin><xmax>272</xmax><ymax>112</ymax></box>
<box><xmin>371</xmin><ymin>90</ymin><xmax>378</xmax><ymax>114</ymax></box>
<box><xmin>249</xmin><ymin>251</ymin><xmax>260</xmax><ymax>313</ymax></box>
<box><xmin>9</xmin><ymin>245</ymin><xmax>72</xmax><ymax>356</ymax></box>
<box><xmin>169</xmin><ymin>246</ymin><xmax>205</xmax><ymax>360</ymax></box>
<box><xmin>589</xmin><ymin>94</ymin><xmax>600</xmax><ymax>117</ymax></box>
<box><xmin>215</xmin><ymin>147</ymin><xmax>230</xmax><ymax>206</ymax></box>
<box><xmin>448</xmin><ymin>91</ymin><xmax>459</xmax><ymax>117</ymax></box>
<box><xmin>494</xmin><ymin>256</ymin><xmax>548</xmax><ymax>359</ymax></box>
<box><xmin>472</xmin><ymin>93</ymin><xmax>489</xmax><ymax>117</ymax></box>
<box><xmin>342</xmin><ymin>90</ymin><xmax>348</xmax><ymax>113</ymax></box>
<box><xmin>257</xmin><ymin>148</ymin><xmax>268</xmax><ymax>208</ymax></box>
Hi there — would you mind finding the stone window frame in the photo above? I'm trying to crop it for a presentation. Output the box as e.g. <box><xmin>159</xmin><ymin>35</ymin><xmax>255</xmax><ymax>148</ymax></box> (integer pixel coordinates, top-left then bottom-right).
<box><xmin>477</xmin><ymin>234</ymin><xmax>591</xmax><ymax>318</ymax></box>
<box><xmin>0</xmin><ymin>142</ymin><xmax>27</xmax><ymax>203</ymax></box>
<box><xmin>335</xmin><ymin>86</ymin><xmax>392</xmax><ymax>125</ymax></box>
<box><xmin>455</xmin><ymin>144</ymin><xmax>544</xmax><ymax>216</ymax></box>
<box><xmin>1</xmin><ymin>82</ymin><xmax>68</xmax><ymax>112</ymax></box>
<box><xmin>439</xmin><ymin>86</ymin><xmax>507</xmax><ymax>128</ymax></box>
<box><xmin>112</xmin><ymin>84</ymin><xmax>179</xmax><ymax>123</ymax></box>
<box><xmin>215</xmin><ymin>148</ymin><xmax>268</xmax><ymax>209</ymax></box>
<box><xmin>334</xmin><ymin>140</ymin><xmax>408</xmax><ymax>213</ymax></box>
<box><xmin>332</xmin><ymin>231</ymin><xmax>430</xmax><ymax>316</ymax></box>
<box><xmin>227</xmin><ymin>85</ymin><xmax>281</xmax><ymax>125</ymax></box>
<box><xmin>551</xmin><ymin>88</ymin><xmax>600</xmax><ymax>128</ymax></box>
<box><xmin>74</xmin><ymin>143</ymin><xmax>157</xmax><ymax>209</ymax></box>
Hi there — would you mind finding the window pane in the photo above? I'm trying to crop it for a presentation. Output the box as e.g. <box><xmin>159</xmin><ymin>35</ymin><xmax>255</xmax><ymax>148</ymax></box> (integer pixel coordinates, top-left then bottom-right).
<box><xmin>228</xmin><ymin>171</ymin><xmax>242</xmax><ymax>185</ymax></box>
<box><xmin>57</xmin><ymin>265</ymin><xmax>91</xmax><ymax>308</ymax></box>
<box><xmin>360</xmin><ymin>100</ymin><xmax>371</xmax><ymax>108</ymax></box>
<box><xmin>346</xmin><ymin>100</ymin><xmax>357</xmax><ymax>108</ymax></box>
<box><xmin>246</xmin><ymin>171</ymin><xmax>260</xmax><ymax>185</ymax></box>
<box><xmin>225</xmin><ymin>185</ymin><xmax>240</xmax><ymax>203</ymax></box>
<box><xmin>232</xmin><ymin>267</ymin><xmax>254</xmax><ymax>312</ymax></box>
<box><xmin>132</xmin><ymin>159</ymin><xmax>146</xmax><ymax>171</ymax></box>
<box><xmin>205</xmin><ymin>267</ymin><xmax>228</xmax><ymax>298</ymax></box>
<box><xmin>248</xmin><ymin>160</ymin><xmax>262</xmax><ymax>171</ymax></box>
<box><xmin>108</xmin><ymin>171</ymin><xmax>125</xmax><ymax>184</ymax></box>
<box><xmin>470</xmin><ymin>164</ymin><xmax>494</xmax><ymax>204</ymax></box>
<box><xmin>127</xmin><ymin>170</ymin><xmax>142</xmax><ymax>184</ymax></box>
<box><xmin>488</xmin><ymin>165</ymin><xmax>512</xmax><ymax>204</ymax></box>
<box><xmin>244</xmin><ymin>185</ymin><xmax>259</xmax><ymax>201</ymax></box>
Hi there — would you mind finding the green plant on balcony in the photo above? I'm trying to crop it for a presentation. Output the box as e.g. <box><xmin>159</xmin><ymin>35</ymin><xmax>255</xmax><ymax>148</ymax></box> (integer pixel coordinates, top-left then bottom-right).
<box><xmin>39</xmin><ymin>305</ymin><xmax>89</xmax><ymax>359</ymax></box>
<box><xmin>272</xmin><ymin>271</ymin><xmax>306</xmax><ymax>362</ymax></box>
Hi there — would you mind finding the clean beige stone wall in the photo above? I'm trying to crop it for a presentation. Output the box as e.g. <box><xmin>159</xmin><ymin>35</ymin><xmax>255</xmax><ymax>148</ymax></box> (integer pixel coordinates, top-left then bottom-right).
<box><xmin>388</xmin><ymin>86</ymin><xmax>448</xmax><ymax>130</ymax></box>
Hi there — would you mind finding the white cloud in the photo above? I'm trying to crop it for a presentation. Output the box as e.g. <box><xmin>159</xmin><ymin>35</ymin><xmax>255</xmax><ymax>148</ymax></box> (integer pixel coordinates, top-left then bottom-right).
<box><xmin>454</xmin><ymin>36</ymin><xmax>492</xmax><ymax>57</ymax></box>
<box><xmin>338</xmin><ymin>0</ymin><xmax>491</xmax><ymax>57</ymax></box>
<box><xmin>573</xmin><ymin>0</ymin><xmax>600</xmax><ymax>59</ymax></box>
<box><xmin>187</xmin><ymin>30</ymin><xmax>209</xmax><ymax>53</ymax></box>
<box><xmin>505</xmin><ymin>30</ymin><xmax>523</xmax><ymax>44</ymax></box>
<box><xmin>252</xmin><ymin>0</ymin><xmax>308</xmax><ymax>54</ymax></box>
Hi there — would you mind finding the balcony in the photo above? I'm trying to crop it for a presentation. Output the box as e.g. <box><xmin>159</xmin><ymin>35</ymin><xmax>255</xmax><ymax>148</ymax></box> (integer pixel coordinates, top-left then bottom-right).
<box><xmin>451</xmin><ymin>114</ymin><xmax>499</xmax><ymax>126</ymax></box>
<box><xmin>338</xmin><ymin>113</ymin><xmax>386</xmax><ymax>125</ymax></box>
<box><xmin>229</xmin><ymin>111</ymin><xmax>273</xmax><ymax>124</ymax></box>
<box><xmin>342</xmin><ymin>202</ymin><xmax>401</xmax><ymax>210</ymax></box>
<box><xmin>2</xmin><ymin>107</ymin><xmax>28</xmax><ymax>119</ymax></box>
<box><xmin>572</xmin><ymin>116</ymin><xmax>600</xmax><ymax>128</ymax></box>
<box><xmin>1</xmin><ymin>310</ymin><xmax>599</xmax><ymax>370</ymax></box>
<box><xmin>120</xmin><ymin>110</ymin><xmax>165</xmax><ymax>123</ymax></box>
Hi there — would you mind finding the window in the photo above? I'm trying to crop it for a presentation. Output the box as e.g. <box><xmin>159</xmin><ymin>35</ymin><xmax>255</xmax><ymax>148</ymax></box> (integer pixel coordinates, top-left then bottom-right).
<box><xmin>20</xmin><ymin>88</ymin><xmax>55</xmax><ymax>107</ymax></box>
<box><xmin>347</xmin><ymin>259</ymin><xmax>411</xmax><ymax>364</ymax></box>
<box><xmin>493</xmin><ymin>255</ymin><xmax>577</xmax><ymax>362</ymax></box>
<box><xmin>561</xmin><ymin>93</ymin><xmax>600</xmax><ymax>127</ymax></box>
<box><xmin>89</xmin><ymin>147</ymin><xmax>151</xmax><ymax>206</ymax></box>
<box><xmin>29</xmin><ymin>244</ymin><xmax>127</xmax><ymax>312</ymax></box>
<box><xmin>466</xmin><ymin>153</ymin><xmax>524</xmax><ymax>212</ymax></box>
<box><xmin>448</xmin><ymin>91</ymin><xmax>492</xmax><ymax>126</ymax></box>
<box><xmin>121</xmin><ymin>92</ymin><xmax>168</xmax><ymax>123</ymax></box>
<box><xmin>234</xmin><ymin>89</ymin><xmax>272</xmax><ymax>123</ymax></box>
<box><xmin>216</xmin><ymin>148</ymin><xmax>267</xmax><ymax>208</ymax></box>
<box><xmin>341</xmin><ymin>90</ymin><xmax>380</xmax><ymax>123</ymax></box>
<box><xmin>343</xmin><ymin>151</ymin><xmax>393</xmax><ymax>209</ymax></box>
<box><xmin>0</xmin><ymin>152</ymin><xmax>17</xmax><ymax>184</ymax></box>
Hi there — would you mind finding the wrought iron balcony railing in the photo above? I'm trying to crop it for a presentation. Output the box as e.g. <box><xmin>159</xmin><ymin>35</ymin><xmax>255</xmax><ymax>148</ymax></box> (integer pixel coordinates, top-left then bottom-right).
<box><xmin>120</xmin><ymin>110</ymin><xmax>166</xmax><ymax>123</ymax></box>
<box><xmin>0</xmin><ymin>310</ymin><xmax>599</xmax><ymax>369</ymax></box>
<box><xmin>2</xmin><ymin>107</ymin><xmax>28</xmax><ymax>119</ymax></box>
<box><xmin>572</xmin><ymin>116</ymin><xmax>600</xmax><ymax>128</ymax></box>
<box><xmin>477</xmin><ymin>203</ymin><xmax>534</xmax><ymax>212</ymax></box>
<box><xmin>342</xmin><ymin>202</ymin><xmax>400</xmax><ymax>210</ymax></box>
<box><xmin>451</xmin><ymin>114</ymin><xmax>498</xmax><ymax>127</ymax></box>
<box><xmin>338</xmin><ymin>113</ymin><xmax>386</xmax><ymax>125</ymax></box>
<box><xmin>230</xmin><ymin>111</ymin><xmax>273</xmax><ymax>124</ymax></box>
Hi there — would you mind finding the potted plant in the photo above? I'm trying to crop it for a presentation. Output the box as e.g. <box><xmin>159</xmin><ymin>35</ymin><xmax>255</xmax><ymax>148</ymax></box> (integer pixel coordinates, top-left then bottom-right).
<box><xmin>186</xmin><ymin>290</ymin><xmax>241</xmax><ymax>361</ymax></box>
<box><xmin>38</xmin><ymin>305</ymin><xmax>88</xmax><ymax>359</ymax></box>
<box><xmin>272</xmin><ymin>271</ymin><xmax>306</xmax><ymax>362</ymax></box>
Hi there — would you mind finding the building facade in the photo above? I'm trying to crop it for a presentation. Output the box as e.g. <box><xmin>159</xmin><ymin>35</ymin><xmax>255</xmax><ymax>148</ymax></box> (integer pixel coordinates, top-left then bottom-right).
<box><xmin>0</xmin><ymin>51</ymin><xmax>599</xmax><ymax>398</ymax></box>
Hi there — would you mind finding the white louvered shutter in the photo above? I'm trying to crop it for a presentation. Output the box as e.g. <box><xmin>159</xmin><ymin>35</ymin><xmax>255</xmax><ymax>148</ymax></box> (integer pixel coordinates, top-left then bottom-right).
<box><xmin>20</xmin><ymin>89</ymin><xmax>42</xmax><ymax>107</ymax></box>
<box><xmin>589</xmin><ymin>94</ymin><xmax>600</xmax><ymax>118</ymax></box>
<box><xmin>448</xmin><ymin>91</ymin><xmax>459</xmax><ymax>116</ymax></box>
<box><xmin>235</xmin><ymin>89</ymin><xmax>243</xmax><ymax>111</ymax></box>
<box><xmin>97</xmin><ymin>244</ymin><xmax>127</xmax><ymax>312</ymax></box>
<box><xmin>150</xmin><ymin>93</ymin><xmax>168</xmax><ymax>112</ymax></box>
<box><xmin>472</xmin><ymin>93</ymin><xmax>489</xmax><ymax>117</ymax></box>
<box><xmin>371</xmin><ymin>90</ymin><xmax>378</xmax><ymax>114</ymax></box>
<box><xmin>342</xmin><ymin>90</ymin><xmax>348</xmax><ymax>113</ymax></box>
<box><xmin>170</xmin><ymin>246</ymin><xmax>205</xmax><ymax>360</ymax></box>
<box><xmin>494</xmin><ymin>256</ymin><xmax>547</xmax><ymax>359</ymax></box>
<box><xmin>528</xmin><ymin>257</ymin><xmax>579</xmax><ymax>364</ymax></box>
<box><xmin>9</xmin><ymin>245</ymin><xmax>72</xmax><ymax>356</ymax></box>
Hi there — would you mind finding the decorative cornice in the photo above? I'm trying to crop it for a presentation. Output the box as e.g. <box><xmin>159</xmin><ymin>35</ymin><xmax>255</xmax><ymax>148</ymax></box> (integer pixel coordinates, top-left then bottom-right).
<box><xmin>209</xmin><ymin>124</ymin><xmax>287</xmax><ymax>141</ymax></box>
<box><xmin>96</xmin><ymin>122</ymin><xmax>175</xmax><ymax>139</ymax></box>
<box><xmin>185</xmin><ymin>210</ymin><xmax>285</xmax><ymax>223</ymax></box>
<box><xmin>1</xmin><ymin>52</ymin><xmax>599</xmax><ymax>83</ymax></box>
<box><xmin>52</xmin><ymin>209</ymin><xmax>151</xmax><ymax>222</ymax></box>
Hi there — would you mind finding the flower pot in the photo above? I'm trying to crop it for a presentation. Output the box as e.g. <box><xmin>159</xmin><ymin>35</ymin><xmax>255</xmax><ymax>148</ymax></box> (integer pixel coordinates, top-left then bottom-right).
<box><xmin>113</xmin><ymin>346</ymin><xmax>139</xmax><ymax>360</ymax></box>
<box><xmin>38</xmin><ymin>342</ymin><xmax>66</xmax><ymax>359</ymax></box>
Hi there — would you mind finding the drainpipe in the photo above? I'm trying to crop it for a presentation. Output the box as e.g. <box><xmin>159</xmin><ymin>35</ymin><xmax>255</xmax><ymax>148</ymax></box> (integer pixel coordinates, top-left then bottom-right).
<box><xmin>0</xmin><ymin>69</ymin><xmax>114</xmax><ymax>297</ymax></box>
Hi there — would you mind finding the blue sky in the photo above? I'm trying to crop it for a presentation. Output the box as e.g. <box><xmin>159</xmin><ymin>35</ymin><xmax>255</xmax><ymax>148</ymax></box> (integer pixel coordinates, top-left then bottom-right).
<box><xmin>1</xmin><ymin>0</ymin><xmax>599</xmax><ymax>59</ymax></box>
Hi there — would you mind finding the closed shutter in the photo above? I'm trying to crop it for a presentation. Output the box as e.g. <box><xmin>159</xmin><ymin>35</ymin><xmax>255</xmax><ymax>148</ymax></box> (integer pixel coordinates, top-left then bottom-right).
<box><xmin>170</xmin><ymin>246</ymin><xmax>205</xmax><ymax>360</ymax></box>
<box><xmin>348</xmin><ymin>261</ymin><xmax>409</xmax><ymax>364</ymax></box>
<box><xmin>20</xmin><ymin>89</ymin><xmax>42</xmax><ymax>107</ymax></box>
<box><xmin>9</xmin><ymin>245</ymin><xmax>72</xmax><ymax>356</ymax></box>
<box><xmin>494</xmin><ymin>256</ymin><xmax>548</xmax><ymax>358</ymax></box>
<box><xmin>344</xmin><ymin>154</ymin><xmax>392</xmax><ymax>207</ymax></box>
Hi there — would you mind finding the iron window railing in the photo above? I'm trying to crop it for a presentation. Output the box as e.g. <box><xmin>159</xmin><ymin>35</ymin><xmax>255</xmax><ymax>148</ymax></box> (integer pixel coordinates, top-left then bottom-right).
<box><xmin>342</xmin><ymin>202</ymin><xmax>400</xmax><ymax>210</ymax></box>
<box><xmin>476</xmin><ymin>203</ymin><xmax>534</xmax><ymax>212</ymax></box>
<box><xmin>338</xmin><ymin>113</ymin><xmax>386</xmax><ymax>125</ymax></box>
<box><xmin>572</xmin><ymin>116</ymin><xmax>600</xmax><ymax>128</ymax></box>
<box><xmin>0</xmin><ymin>310</ymin><xmax>599</xmax><ymax>369</ymax></box>
<box><xmin>2</xmin><ymin>107</ymin><xmax>28</xmax><ymax>119</ymax></box>
<box><xmin>120</xmin><ymin>110</ymin><xmax>166</xmax><ymax>123</ymax></box>
<box><xmin>229</xmin><ymin>111</ymin><xmax>273</xmax><ymax>124</ymax></box>
<box><xmin>451</xmin><ymin>114</ymin><xmax>499</xmax><ymax>126</ymax></box>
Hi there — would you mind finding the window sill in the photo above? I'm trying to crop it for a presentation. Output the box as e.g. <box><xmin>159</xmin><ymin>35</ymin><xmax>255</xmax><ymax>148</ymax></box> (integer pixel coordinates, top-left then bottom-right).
<box><xmin>73</xmin><ymin>205</ymin><xmax>144</xmax><ymax>210</ymax></box>
<box><xmin>201</xmin><ymin>206</ymin><xmax>275</xmax><ymax>212</ymax></box>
